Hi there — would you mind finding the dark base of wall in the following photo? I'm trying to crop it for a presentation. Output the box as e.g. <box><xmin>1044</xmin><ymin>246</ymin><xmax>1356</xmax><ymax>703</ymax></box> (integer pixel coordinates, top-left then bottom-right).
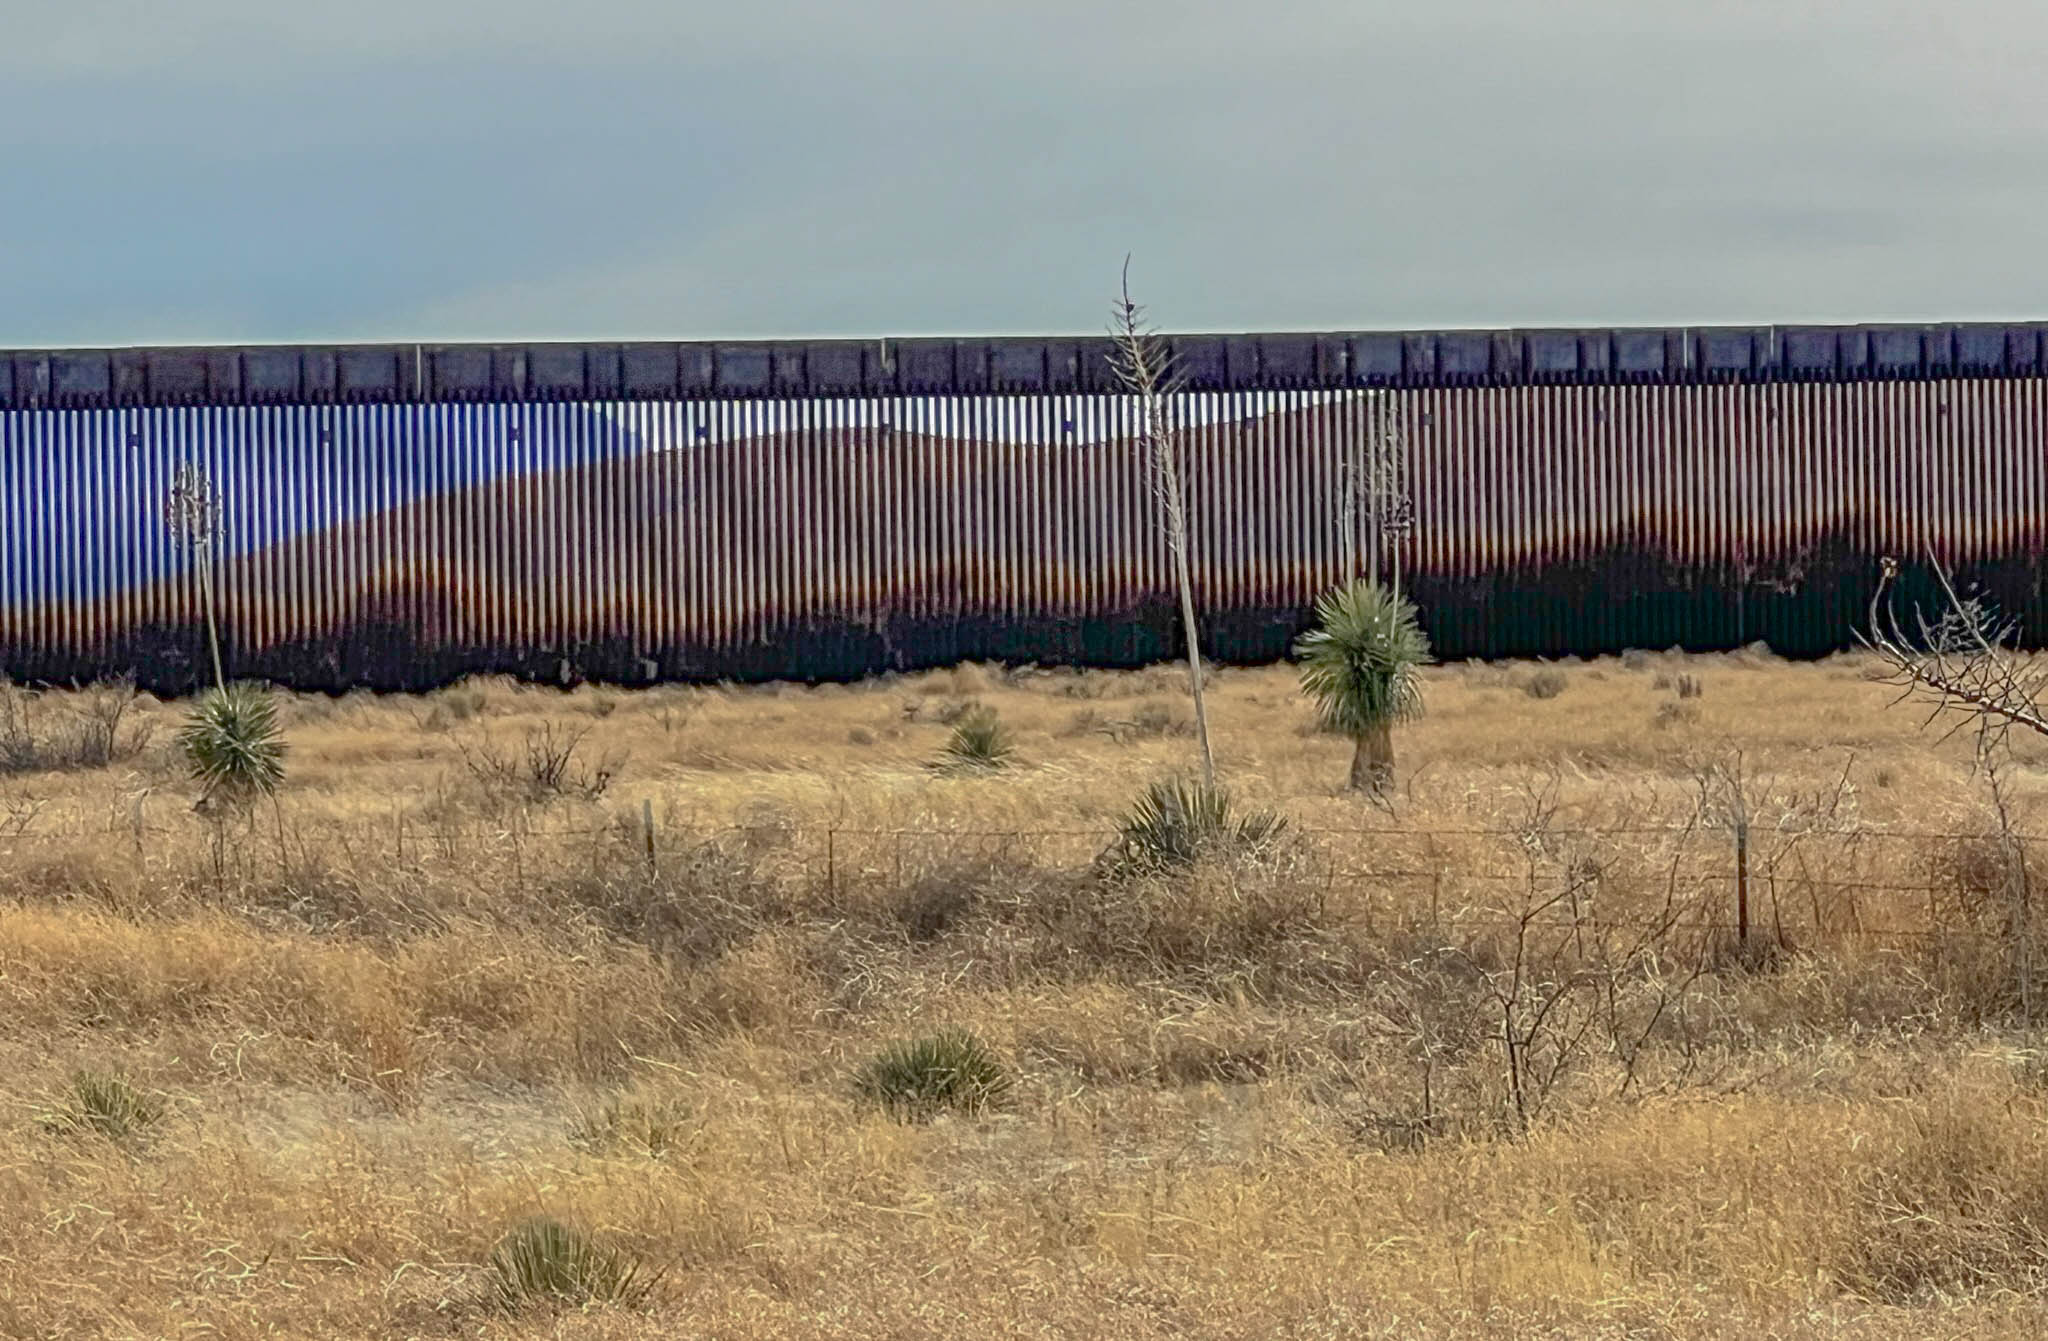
<box><xmin>4</xmin><ymin>552</ymin><xmax>2039</xmax><ymax>697</ymax></box>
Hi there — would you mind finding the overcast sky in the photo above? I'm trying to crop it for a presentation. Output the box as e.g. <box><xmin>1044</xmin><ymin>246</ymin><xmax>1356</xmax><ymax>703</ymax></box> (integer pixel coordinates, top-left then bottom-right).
<box><xmin>6</xmin><ymin>1</ymin><xmax>2047</xmax><ymax>347</ymax></box>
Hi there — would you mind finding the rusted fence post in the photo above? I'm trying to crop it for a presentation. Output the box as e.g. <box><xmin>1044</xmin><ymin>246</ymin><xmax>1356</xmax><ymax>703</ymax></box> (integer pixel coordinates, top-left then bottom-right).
<box><xmin>1736</xmin><ymin>819</ymin><xmax>1750</xmax><ymax>946</ymax></box>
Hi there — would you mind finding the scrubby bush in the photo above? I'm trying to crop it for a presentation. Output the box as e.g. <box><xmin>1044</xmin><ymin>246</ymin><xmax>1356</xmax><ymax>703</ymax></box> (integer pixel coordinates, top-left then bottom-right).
<box><xmin>0</xmin><ymin>677</ymin><xmax>155</xmax><ymax>773</ymax></box>
<box><xmin>458</xmin><ymin>723</ymin><xmax>617</xmax><ymax>805</ymax></box>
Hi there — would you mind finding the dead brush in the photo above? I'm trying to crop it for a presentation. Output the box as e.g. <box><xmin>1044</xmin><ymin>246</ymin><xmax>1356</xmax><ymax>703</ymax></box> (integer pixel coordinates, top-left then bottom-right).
<box><xmin>411</xmin><ymin>683</ymin><xmax>488</xmax><ymax>732</ymax></box>
<box><xmin>1040</xmin><ymin>855</ymin><xmax>1355</xmax><ymax>993</ymax></box>
<box><xmin>1826</xmin><ymin>1096</ymin><xmax>2048</xmax><ymax>1305</ymax></box>
<box><xmin>569</xmin><ymin>1095</ymin><xmax>692</xmax><ymax>1158</ymax></box>
<box><xmin>894</xmin><ymin>872</ymin><xmax>980</xmax><ymax>941</ymax></box>
<box><xmin>0</xmin><ymin>676</ymin><xmax>156</xmax><ymax>773</ymax></box>
<box><xmin>457</xmin><ymin>723</ymin><xmax>619</xmax><ymax>805</ymax></box>
<box><xmin>1126</xmin><ymin>700</ymin><xmax>1197</xmax><ymax>738</ymax></box>
<box><xmin>550</xmin><ymin>832</ymin><xmax>776</xmax><ymax>960</ymax></box>
<box><xmin>903</xmin><ymin>696</ymin><xmax>985</xmax><ymax>726</ymax></box>
<box><xmin>1652</xmin><ymin>701</ymin><xmax>1700</xmax><ymax>729</ymax></box>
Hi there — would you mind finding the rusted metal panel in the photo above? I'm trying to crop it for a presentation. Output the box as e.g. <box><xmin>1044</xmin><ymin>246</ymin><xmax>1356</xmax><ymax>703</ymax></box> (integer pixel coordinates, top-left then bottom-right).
<box><xmin>0</xmin><ymin>377</ymin><xmax>2045</xmax><ymax>688</ymax></box>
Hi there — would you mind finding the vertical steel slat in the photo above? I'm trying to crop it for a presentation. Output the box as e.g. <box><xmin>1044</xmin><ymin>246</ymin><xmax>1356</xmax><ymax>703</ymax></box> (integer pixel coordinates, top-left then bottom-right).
<box><xmin>578</xmin><ymin>401</ymin><xmax>598</xmax><ymax>654</ymax></box>
<box><xmin>716</xmin><ymin>393</ymin><xmax>730</xmax><ymax>653</ymax></box>
<box><xmin>497</xmin><ymin>403</ymin><xmax>517</xmax><ymax>655</ymax></box>
<box><xmin>656</xmin><ymin>400</ymin><xmax>676</xmax><ymax>654</ymax></box>
<box><xmin>729</xmin><ymin>393</ymin><xmax>744</xmax><ymax>653</ymax></box>
<box><xmin>549</xmin><ymin>400</ymin><xmax>569</xmax><ymax>653</ymax></box>
<box><xmin>862</xmin><ymin>394</ymin><xmax>881</xmax><ymax>650</ymax></box>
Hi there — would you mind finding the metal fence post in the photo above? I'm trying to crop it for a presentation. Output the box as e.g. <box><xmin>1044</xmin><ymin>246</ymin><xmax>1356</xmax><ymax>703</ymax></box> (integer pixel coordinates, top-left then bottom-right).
<box><xmin>1736</xmin><ymin>819</ymin><xmax>1750</xmax><ymax>946</ymax></box>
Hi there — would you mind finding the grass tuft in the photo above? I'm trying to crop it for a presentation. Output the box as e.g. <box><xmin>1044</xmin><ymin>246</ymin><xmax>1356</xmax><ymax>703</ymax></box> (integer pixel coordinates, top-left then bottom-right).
<box><xmin>488</xmin><ymin>1216</ymin><xmax>657</xmax><ymax>1313</ymax></box>
<box><xmin>857</xmin><ymin>1029</ymin><xmax>1012</xmax><ymax>1121</ymax></box>
<box><xmin>568</xmin><ymin>1096</ymin><xmax>692</xmax><ymax>1158</ymax></box>
<box><xmin>41</xmin><ymin>1069</ymin><xmax>165</xmax><ymax>1142</ymax></box>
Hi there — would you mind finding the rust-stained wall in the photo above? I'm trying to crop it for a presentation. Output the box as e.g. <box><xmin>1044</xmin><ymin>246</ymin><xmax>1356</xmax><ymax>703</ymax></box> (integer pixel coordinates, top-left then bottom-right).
<box><xmin>1</xmin><ymin>380</ymin><xmax>2042</xmax><ymax>690</ymax></box>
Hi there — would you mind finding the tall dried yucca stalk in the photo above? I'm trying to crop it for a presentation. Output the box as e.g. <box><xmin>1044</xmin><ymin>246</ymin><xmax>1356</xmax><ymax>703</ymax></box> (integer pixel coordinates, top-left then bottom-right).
<box><xmin>164</xmin><ymin>463</ymin><xmax>226</xmax><ymax>693</ymax></box>
<box><xmin>1110</xmin><ymin>258</ymin><xmax>1215</xmax><ymax>788</ymax></box>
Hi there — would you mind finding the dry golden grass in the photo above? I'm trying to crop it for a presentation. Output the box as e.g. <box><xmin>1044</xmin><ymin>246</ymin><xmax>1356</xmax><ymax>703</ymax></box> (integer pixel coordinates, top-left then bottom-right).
<box><xmin>3</xmin><ymin>650</ymin><xmax>2048</xmax><ymax>1336</ymax></box>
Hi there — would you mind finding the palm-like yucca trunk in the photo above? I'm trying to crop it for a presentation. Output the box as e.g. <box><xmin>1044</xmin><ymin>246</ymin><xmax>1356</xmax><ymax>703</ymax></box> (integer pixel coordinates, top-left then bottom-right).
<box><xmin>1349</xmin><ymin>722</ymin><xmax>1394</xmax><ymax>794</ymax></box>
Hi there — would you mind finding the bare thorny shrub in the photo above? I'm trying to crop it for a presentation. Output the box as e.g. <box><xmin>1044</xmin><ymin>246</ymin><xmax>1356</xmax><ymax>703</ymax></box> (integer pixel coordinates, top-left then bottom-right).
<box><xmin>0</xmin><ymin>676</ymin><xmax>155</xmax><ymax>773</ymax></box>
<box><xmin>1865</xmin><ymin>555</ymin><xmax>2048</xmax><ymax>1018</ymax></box>
<box><xmin>1291</xmin><ymin>773</ymin><xmax>1730</xmax><ymax>1145</ymax></box>
<box><xmin>456</xmin><ymin>723</ymin><xmax>621</xmax><ymax>807</ymax></box>
<box><xmin>1688</xmin><ymin>745</ymin><xmax>1861</xmax><ymax>961</ymax></box>
<box><xmin>1462</xmin><ymin>778</ymin><xmax>1716</xmax><ymax>1133</ymax></box>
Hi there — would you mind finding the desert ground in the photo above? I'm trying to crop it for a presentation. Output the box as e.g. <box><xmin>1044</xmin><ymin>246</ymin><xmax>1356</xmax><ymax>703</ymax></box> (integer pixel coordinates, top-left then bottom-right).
<box><xmin>4</xmin><ymin>649</ymin><xmax>2048</xmax><ymax>1338</ymax></box>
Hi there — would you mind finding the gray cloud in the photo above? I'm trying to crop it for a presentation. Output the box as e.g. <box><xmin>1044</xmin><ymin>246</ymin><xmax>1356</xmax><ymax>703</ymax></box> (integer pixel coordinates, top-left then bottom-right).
<box><xmin>6</xmin><ymin>1</ymin><xmax>2047</xmax><ymax>345</ymax></box>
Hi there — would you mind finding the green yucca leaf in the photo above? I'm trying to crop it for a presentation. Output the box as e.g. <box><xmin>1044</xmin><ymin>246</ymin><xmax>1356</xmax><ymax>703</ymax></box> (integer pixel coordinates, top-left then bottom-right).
<box><xmin>1293</xmin><ymin>580</ymin><xmax>1431</xmax><ymax>736</ymax></box>
<box><xmin>940</xmin><ymin>708</ymin><xmax>1015</xmax><ymax>772</ymax></box>
<box><xmin>489</xmin><ymin>1217</ymin><xmax>657</xmax><ymax>1312</ymax></box>
<box><xmin>1109</xmin><ymin>775</ymin><xmax>1287</xmax><ymax>875</ymax></box>
<box><xmin>177</xmin><ymin>682</ymin><xmax>286</xmax><ymax>803</ymax></box>
<box><xmin>857</xmin><ymin>1030</ymin><xmax>1012</xmax><ymax>1120</ymax></box>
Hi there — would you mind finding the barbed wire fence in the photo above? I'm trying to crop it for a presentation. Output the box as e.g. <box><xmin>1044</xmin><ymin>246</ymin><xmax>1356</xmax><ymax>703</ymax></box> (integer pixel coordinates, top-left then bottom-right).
<box><xmin>12</xmin><ymin>791</ymin><xmax>2041</xmax><ymax>969</ymax></box>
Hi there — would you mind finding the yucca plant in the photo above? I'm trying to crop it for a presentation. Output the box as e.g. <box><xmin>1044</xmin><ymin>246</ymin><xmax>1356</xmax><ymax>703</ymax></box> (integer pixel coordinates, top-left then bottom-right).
<box><xmin>1108</xmin><ymin>774</ymin><xmax>1286</xmax><ymax>875</ymax></box>
<box><xmin>939</xmin><ymin>707</ymin><xmax>1014</xmax><ymax>772</ymax></box>
<box><xmin>165</xmin><ymin>465</ymin><xmax>289</xmax><ymax>808</ymax></box>
<box><xmin>489</xmin><ymin>1217</ymin><xmax>658</xmax><ymax>1312</ymax></box>
<box><xmin>177</xmin><ymin>681</ymin><xmax>287</xmax><ymax>806</ymax></box>
<box><xmin>42</xmin><ymin>1069</ymin><xmax>165</xmax><ymax>1141</ymax></box>
<box><xmin>1294</xmin><ymin>579</ymin><xmax>1431</xmax><ymax>794</ymax></box>
<box><xmin>857</xmin><ymin>1029</ymin><xmax>1012</xmax><ymax>1121</ymax></box>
